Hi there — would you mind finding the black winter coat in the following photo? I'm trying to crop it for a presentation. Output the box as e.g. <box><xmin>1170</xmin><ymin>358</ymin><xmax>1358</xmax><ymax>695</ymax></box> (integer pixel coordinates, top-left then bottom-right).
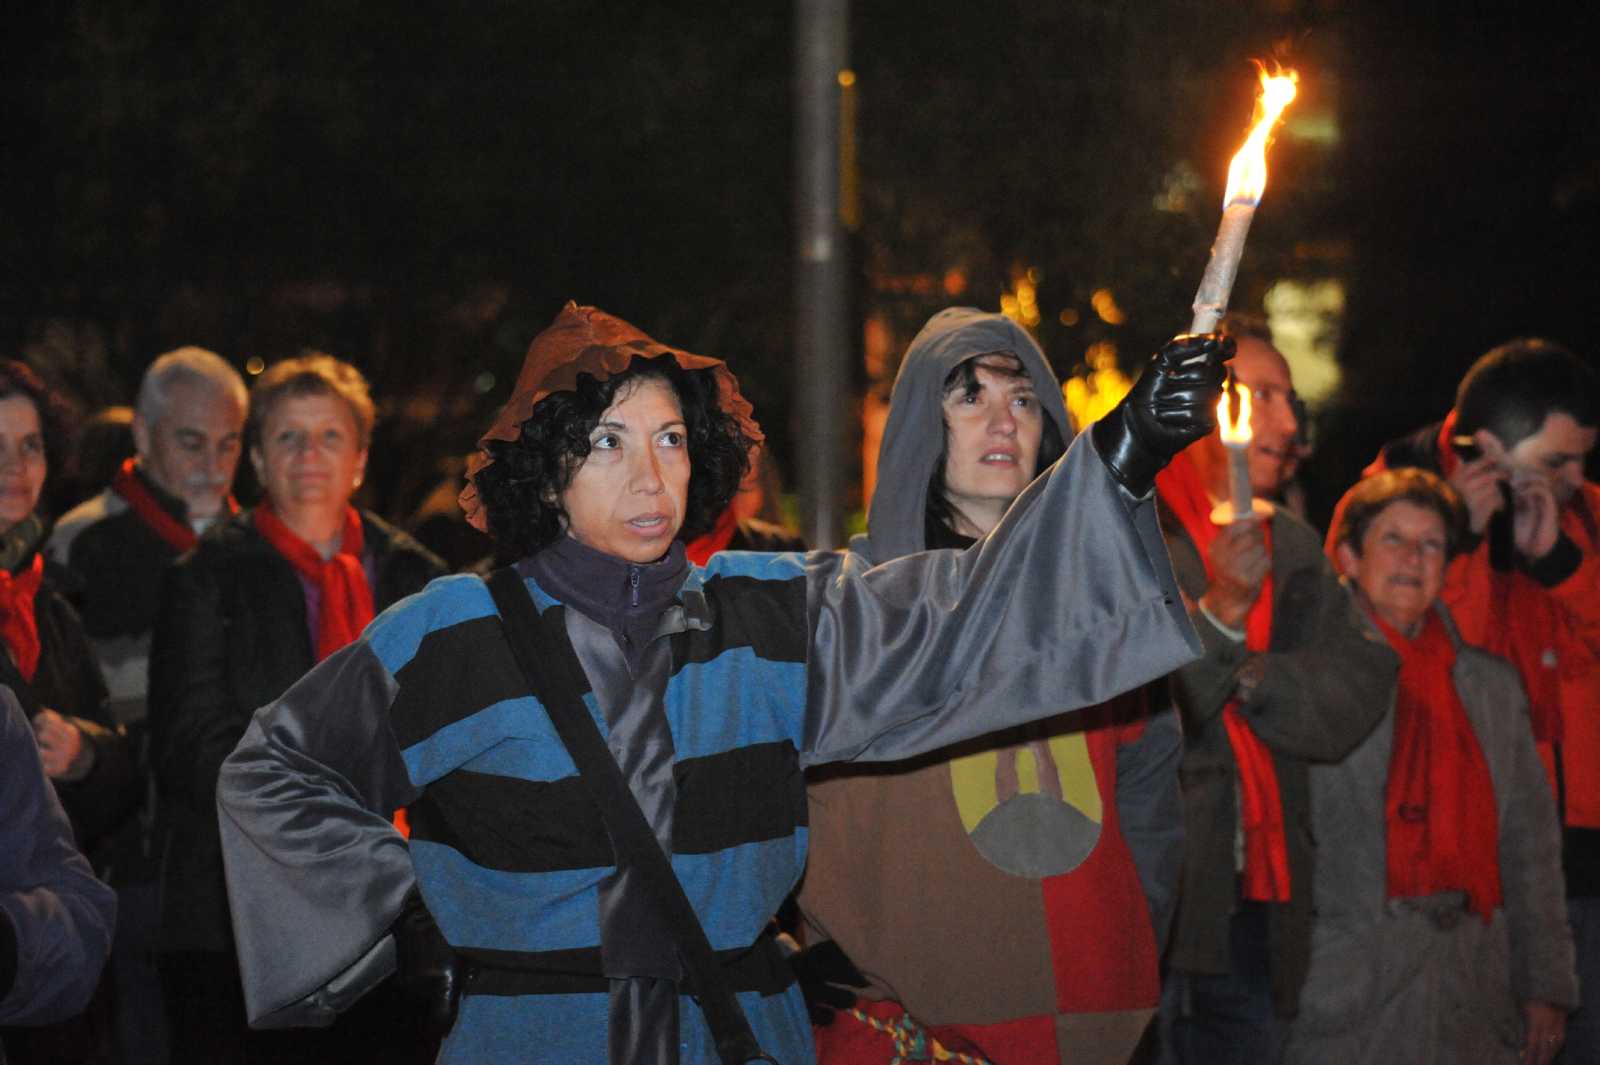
<box><xmin>0</xmin><ymin>557</ymin><xmax>135</xmax><ymax>856</ymax></box>
<box><xmin>148</xmin><ymin>509</ymin><xmax>445</xmax><ymax>953</ymax></box>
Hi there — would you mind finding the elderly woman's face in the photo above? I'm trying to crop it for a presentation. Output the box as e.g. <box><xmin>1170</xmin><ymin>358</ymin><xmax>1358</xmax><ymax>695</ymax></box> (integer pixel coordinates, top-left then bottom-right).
<box><xmin>1335</xmin><ymin>499</ymin><xmax>1449</xmax><ymax>636</ymax></box>
<box><xmin>0</xmin><ymin>395</ymin><xmax>47</xmax><ymax>530</ymax></box>
<box><xmin>250</xmin><ymin>392</ymin><xmax>367</xmax><ymax>514</ymax></box>
<box><xmin>561</xmin><ymin>376</ymin><xmax>690</xmax><ymax>564</ymax></box>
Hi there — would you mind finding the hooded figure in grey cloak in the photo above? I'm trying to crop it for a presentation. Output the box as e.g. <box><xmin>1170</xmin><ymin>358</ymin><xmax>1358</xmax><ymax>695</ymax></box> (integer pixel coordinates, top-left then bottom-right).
<box><xmin>860</xmin><ymin>308</ymin><xmax>1070</xmax><ymax>558</ymax></box>
<box><xmin>800</xmin><ymin>308</ymin><xmax>1186</xmax><ymax>1064</ymax></box>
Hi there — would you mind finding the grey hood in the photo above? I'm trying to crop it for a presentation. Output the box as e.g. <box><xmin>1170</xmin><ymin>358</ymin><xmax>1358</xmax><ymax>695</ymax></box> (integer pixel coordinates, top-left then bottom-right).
<box><xmin>859</xmin><ymin>308</ymin><xmax>1073</xmax><ymax>563</ymax></box>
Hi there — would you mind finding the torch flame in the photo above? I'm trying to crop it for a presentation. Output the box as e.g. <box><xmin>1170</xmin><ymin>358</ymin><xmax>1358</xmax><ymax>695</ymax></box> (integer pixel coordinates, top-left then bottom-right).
<box><xmin>1223</xmin><ymin>68</ymin><xmax>1299</xmax><ymax>209</ymax></box>
<box><xmin>1218</xmin><ymin>382</ymin><xmax>1253</xmax><ymax>445</ymax></box>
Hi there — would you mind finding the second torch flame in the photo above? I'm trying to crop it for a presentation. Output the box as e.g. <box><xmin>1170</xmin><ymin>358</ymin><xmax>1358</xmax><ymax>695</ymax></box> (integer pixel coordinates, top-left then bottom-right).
<box><xmin>1189</xmin><ymin>68</ymin><xmax>1300</xmax><ymax>336</ymax></box>
<box><xmin>1219</xmin><ymin>383</ymin><xmax>1255</xmax><ymax>523</ymax></box>
<box><xmin>1217</xmin><ymin>381</ymin><xmax>1253</xmax><ymax>445</ymax></box>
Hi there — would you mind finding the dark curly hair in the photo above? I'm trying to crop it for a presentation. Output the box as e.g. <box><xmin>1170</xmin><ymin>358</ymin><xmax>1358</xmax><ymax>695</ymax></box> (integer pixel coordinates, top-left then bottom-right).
<box><xmin>0</xmin><ymin>359</ymin><xmax>74</xmax><ymax>473</ymax></box>
<box><xmin>473</xmin><ymin>356</ymin><xmax>756</xmax><ymax>558</ymax></box>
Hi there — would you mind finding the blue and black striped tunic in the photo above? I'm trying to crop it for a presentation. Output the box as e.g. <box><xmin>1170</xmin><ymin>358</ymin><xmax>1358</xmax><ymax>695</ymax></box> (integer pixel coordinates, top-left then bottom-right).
<box><xmin>384</xmin><ymin>555</ymin><xmax>817</xmax><ymax>1062</ymax></box>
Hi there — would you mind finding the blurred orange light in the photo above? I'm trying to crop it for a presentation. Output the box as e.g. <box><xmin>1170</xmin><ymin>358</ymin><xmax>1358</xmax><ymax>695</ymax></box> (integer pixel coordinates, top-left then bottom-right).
<box><xmin>1090</xmin><ymin>288</ymin><xmax>1127</xmax><ymax>325</ymax></box>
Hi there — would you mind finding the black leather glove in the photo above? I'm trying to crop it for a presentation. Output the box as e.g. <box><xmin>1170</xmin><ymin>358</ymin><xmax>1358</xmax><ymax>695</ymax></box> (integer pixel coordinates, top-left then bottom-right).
<box><xmin>392</xmin><ymin>887</ymin><xmax>466</xmax><ymax>1042</ymax></box>
<box><xmin>790</xmin><ymin>939</ymin><xmax>869</xmax><ymax>1027</ymax></box>
<box><xmin>1091</xmin><ymin>333</ymin><xmax>1234</xmax><ymax>496</ymax></box>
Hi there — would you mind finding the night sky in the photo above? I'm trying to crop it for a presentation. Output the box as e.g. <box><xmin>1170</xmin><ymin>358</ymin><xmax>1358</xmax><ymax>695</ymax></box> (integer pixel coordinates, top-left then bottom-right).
<box><xmin>4</xmin><ymin>2</ymin><xmax>1598</xmax><ymax>528</ymax></box>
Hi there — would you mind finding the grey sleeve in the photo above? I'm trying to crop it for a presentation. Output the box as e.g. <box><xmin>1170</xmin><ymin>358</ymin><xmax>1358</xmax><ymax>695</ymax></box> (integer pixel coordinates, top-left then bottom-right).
<box><xmin>1115</xmin><ymin>696</ymin><xmax>1185</xmax><ymax>954</ymax></box>
<box><xmin>801</xmin><ymin>432</ymin><xmax>1202</xmax><ymax>767</ymax></box>
<box><xmin>0</xmin><ymin>688</ymin><xmax>116</xmax><ymax>1027</ymax></box>
<box><xmin>217</xmin><ymin>641</ymin><xmax>420</xmax><ymax>1028</ymax></box>
<box><xmin>1495</xmin><ymin>675</ymin><xmax>1580</xmax><ymax>1010</ymax></box>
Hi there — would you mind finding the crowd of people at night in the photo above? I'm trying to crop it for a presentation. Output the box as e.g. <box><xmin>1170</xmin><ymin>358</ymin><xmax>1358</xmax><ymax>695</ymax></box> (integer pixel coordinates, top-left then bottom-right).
<box><xmin>1</xmin><ymin>299</ymin><xmax>1595</xmax><ymax>1065</ymax></box>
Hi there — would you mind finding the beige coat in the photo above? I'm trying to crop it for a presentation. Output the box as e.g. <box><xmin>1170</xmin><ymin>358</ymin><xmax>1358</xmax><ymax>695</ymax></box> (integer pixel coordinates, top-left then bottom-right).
<box><xmin>1285</xmin><ymin>603</ymin><xmax>1578</xmax><ymax>1065</ymax></box>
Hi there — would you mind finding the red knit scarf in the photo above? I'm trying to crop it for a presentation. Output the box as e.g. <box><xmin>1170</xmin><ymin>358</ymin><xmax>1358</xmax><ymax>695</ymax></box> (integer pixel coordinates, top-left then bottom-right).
<box><xmin>1157</xmin><ymin>451</ymin><xmax>1291</xmax><ymax>902</ymax></box>
<box><xmin>1374</xmin><ymin>610</ymin><xmax>1502</xmax><ymax>921</ymax></box>
<box><xmin>253</xmin><ymin>504</ymin><xmax>374</xmax><ymax>661</ymax></box>
<box><xmin>0</xmin><ymin>554</ymin><xmax>44</xmax><ymax>682</ymax></box>
<box><xmin>685</xmin><ymin>505</ymin><xmax>740</xmax><ymax>565</ymax></box>
<box><xmin>112</xmin><ymin>457</ymin><xmax>238</xmax><ymax>553</ymax></box>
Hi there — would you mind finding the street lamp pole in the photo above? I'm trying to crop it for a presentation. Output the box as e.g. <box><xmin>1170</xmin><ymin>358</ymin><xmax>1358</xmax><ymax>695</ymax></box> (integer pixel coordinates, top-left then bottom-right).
<box><xmin>793</xmin><ymin>0</ymin><xmax>850</xmax><ymax>548</ymax></box>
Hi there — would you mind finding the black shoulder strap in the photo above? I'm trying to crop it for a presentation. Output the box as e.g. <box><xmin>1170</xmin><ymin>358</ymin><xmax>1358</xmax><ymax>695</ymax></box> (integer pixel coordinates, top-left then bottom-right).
<box><xmin>485</xmin><ymin>568</ymin><xmax>776</xmax><ymax>1065</ymax></box>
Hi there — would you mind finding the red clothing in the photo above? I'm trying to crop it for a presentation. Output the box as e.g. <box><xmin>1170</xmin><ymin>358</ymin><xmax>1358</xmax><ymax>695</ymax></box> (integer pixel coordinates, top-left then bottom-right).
<box><xmin>1544</xmin><ymin>484</ymin><xmax>1600</xmax><ymax>826</ymax></box>
<box><xmin>684</xmin><ymin>505</ymin><xmax>739</xmax><ymax>564</ymax></box>
<box><xmin>110</xmin><ymin>457</ymin><xmax>237</xmax><ymax>552</ymax></box>
<box><xmin>252</xmin><ymin>505</ymin><xmax>374</xmax><ymax>662</ymax></box>
<box><xmin>1045</xmin><ymin>713</ymin><xmax>1161</xmax><ymax>1016</ymax></box>
<box><xmin>1367</xmin><ymin>438</ymin><xmax>1600</xmax><ymax>827</ymax></box>
<box><xmin>1372</xmin><ymin>611</ymin><xmax>1502</xmax><ymax>920</ymax></box>
<box><xmin>0</xmin><ymin>554</ymin><xmax>45</xmax><ymax>682</ymax></box>
<box><xmin>1156</xmin><ymin>452</ymin><xmax>1291</xmax><ymax>901</ymax></box>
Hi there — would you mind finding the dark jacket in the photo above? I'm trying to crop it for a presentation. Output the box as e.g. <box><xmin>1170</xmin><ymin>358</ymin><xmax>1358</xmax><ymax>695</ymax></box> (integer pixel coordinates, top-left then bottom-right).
<box><xmin>0</xmin><ymin>556</ymin><xmax>135</xmax><ymax>858</ymax></box>
<box><xmin>148</xmin><ymin>509</ymin><xmax>444</xmax><ymax>953</ymax></box>
<box><xmin>0</xmin><ymin>686</ymin><xmax>117</xmax><ymax>1034</ymax></box>
<box><xmin>1160</xmin><ymin>504</ymin><xmax>1397</xmax><ymax>1017</ymax></box>
<box><xmin>48</xmin><ymin>478</ymin><xmax>198</xmax><ymax>891</ymax></box>
<box><xmin>47</xmin><ymin>473</ymin><xmax>195</xmax><ymax>729</ymax></box>
<box><xmin>48</xmin><ymin>474</ymin><xmax>188</xmax><ymax>647</ymax></box>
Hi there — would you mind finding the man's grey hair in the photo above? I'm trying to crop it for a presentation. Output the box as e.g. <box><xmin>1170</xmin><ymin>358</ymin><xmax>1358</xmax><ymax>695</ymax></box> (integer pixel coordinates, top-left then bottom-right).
<box><xmin>135</xmin><ymin>347</ymin><xmax>248</xmax><ymax>425</ymax></box>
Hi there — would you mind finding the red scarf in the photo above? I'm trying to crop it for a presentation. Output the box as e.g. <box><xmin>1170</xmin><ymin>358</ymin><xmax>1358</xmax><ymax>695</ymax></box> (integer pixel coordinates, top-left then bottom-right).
<box><xmin>1157</xmin><ymin>451</ymin><xmax>1291</xmax><ymax>902</ymax></box>
<box><xmin>0</xmin><ymin>554</ymin><xmax>44</xmax><ymax>682</ymax></box>
<box><xmin>253</xmin><ymin>505</ymin><xmax>374</xmax><ymax>661</ymax></box>
<box><xmin>112</xmin><ymin>458</ymin><xmax>238</xmax><ymax>553</ymax></box>
<box><xmin>1373</xmin><ymin>610</ymin><xmax>1502</xmax><ymax>921</ymax></box>
<box><xmin>685</xmin><ymin>505</ymin><xmax>740</xmax><ymax>565</ymax></box>
<box><xmin>1360</xmin><ymin>412</ymin><xmax>1564</xmax><ymax>744</ymax></box>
